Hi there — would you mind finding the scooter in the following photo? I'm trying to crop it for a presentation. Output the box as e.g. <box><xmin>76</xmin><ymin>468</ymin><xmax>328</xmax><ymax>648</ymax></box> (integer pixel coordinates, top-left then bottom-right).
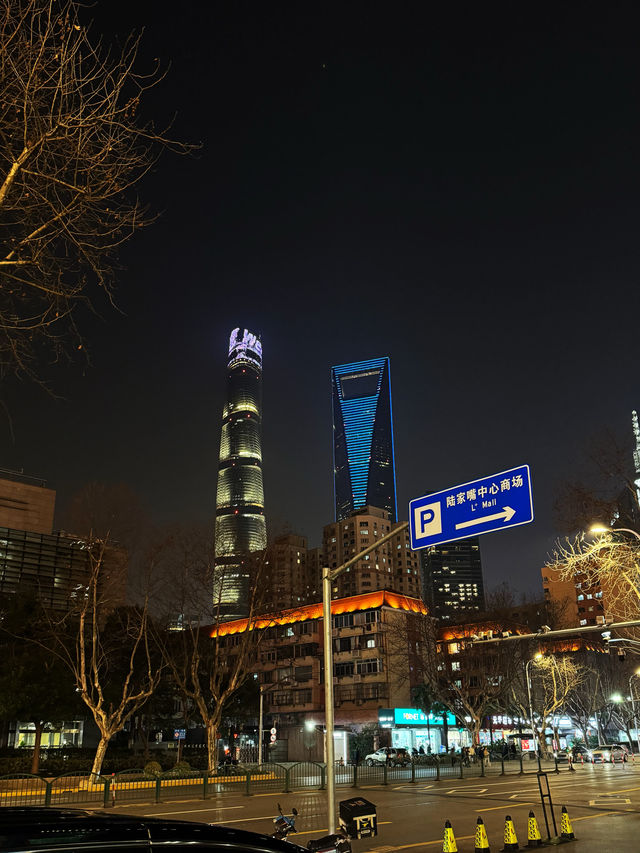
<box><xmin>272</xmin><ymin>803</ymin><xmax>299</xmax><ymax>840</ymax></box>
<box><xmin>272</xmin><ymin>803</ymin><xmax>352</xmax><ymax>853</ymax></box>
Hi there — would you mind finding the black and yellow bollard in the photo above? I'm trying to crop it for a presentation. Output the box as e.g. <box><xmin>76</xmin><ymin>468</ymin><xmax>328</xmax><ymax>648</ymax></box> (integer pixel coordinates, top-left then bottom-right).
<box><xmin>560</xmin><ymin>806</ymin><xmax>575</xmax><ymax>841</ymax></box>
<box><xmin>443</xmin><ymin>819</ymin><xmax>458</xmax><ymax>853</ymax></box>
<box><xmin>527</xmin><ymin>811</ymin><xmax>543</xmax><ymax>847</ymax></box>
<box><xmin>475</xmin><ymin>815</ymin><xmax>490</xmax><ymax>852</ymax></box>
<box><xmin>501</xmin><ymin>814</ymin><xmax>519</xmax><ymax>851</ymax></box>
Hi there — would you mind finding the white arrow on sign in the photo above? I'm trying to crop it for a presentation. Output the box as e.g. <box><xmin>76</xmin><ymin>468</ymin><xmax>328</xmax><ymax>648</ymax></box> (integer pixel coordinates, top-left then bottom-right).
<box><xmin>455</xmin><ymin>506</ymin><xmax>515</xmax><ymax>530</ymax></box>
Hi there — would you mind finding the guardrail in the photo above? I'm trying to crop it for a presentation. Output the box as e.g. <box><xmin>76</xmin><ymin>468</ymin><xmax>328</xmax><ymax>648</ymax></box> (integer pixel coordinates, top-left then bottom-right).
<box><xmin>0</xmin><ymin>756</ymin><xmax>597</xmax><ymax>809</ymax></box>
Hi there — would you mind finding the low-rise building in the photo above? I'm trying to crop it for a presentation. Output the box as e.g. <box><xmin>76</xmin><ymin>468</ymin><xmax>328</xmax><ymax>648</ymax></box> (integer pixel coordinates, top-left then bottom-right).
<box><xmin>212</xmin><ymin>589</ymin><xmax>427</xmax><ymax>761</ymax></box>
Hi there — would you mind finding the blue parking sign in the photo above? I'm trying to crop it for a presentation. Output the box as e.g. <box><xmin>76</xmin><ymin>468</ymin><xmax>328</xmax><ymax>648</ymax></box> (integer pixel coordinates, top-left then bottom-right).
<box><xmin>409</xmin><ymin>464</ymin><xmax>533</xmax><ymax>550</ymax></box>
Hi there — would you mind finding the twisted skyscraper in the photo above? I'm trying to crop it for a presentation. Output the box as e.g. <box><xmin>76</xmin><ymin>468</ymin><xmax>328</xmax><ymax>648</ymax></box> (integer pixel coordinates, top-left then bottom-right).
<box><xmin>214</xmin><ymin>328</ymin><xmax>266</xmax><ymax>619</ymax></box>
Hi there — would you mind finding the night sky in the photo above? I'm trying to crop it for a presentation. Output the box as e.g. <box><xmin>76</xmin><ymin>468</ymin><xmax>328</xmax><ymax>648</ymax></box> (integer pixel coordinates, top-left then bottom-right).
<box><xmin>3</xmin><ymin>3</ymin><xmax>639</xmax><ymax>596</ymax></box>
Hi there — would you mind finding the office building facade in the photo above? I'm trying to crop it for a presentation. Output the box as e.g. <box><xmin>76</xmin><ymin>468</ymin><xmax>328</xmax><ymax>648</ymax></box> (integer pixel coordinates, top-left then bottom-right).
<box><xmin>331</xmin><ymin>357</ymin><xmax>397</xmax><ymax>522</ymax></box>
<box><xmin>421</xmin><ymin>536</ymin><xmax>485</xmax><ymax>621</ymax></box>
<box><xmin>214</xmin><ymin>328</ymin><xmax>267</xmax><ymax>619</ymax></box>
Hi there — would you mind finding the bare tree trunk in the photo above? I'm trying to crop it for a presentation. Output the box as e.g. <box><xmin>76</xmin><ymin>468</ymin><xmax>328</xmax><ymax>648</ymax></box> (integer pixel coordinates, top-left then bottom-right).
<box><xmin>90</xmin><ymin>735</ymin><xmax>110</xmax><ymax>778</ymax></box>
<box><xmin>30</xmin><ymin>722</ymin><xmax>43</xmax><ymax>775</ymax></box>
<box><xmin>206</xmin><ymin>721</ymin><xmax>217</xmax><ymax>773</ymax></box>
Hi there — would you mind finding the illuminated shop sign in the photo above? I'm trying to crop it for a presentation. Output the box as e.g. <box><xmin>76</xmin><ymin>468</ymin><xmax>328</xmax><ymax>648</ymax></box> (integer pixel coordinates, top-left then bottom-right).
<box><xmin>394</xmin><ymin>707</ymin><xmax>456</xmax><ymax>727</ymax></box>
<box><xmin>228</xmin><ymin>327</ymin><xmax>262</xmax><ymax>368</ymax></box>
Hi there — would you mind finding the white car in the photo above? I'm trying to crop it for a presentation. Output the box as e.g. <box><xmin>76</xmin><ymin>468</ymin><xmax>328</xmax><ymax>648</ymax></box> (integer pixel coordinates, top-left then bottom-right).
<box><xmin>364</xmin><ymin>747</ymin><xmax>410</xmax><ymax>766</ymax></box>
<box><xmin>590</xmin><ymin>744</ymin><xmax>627</xmax><ymax>763</ymax></box>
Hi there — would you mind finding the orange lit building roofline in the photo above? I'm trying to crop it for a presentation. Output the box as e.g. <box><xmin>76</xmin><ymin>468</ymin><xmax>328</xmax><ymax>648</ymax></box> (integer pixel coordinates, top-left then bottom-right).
<box><xmin>209</xmin><ymin>588</ymin><xmax>428</xmax><ymax>637</ymax></box>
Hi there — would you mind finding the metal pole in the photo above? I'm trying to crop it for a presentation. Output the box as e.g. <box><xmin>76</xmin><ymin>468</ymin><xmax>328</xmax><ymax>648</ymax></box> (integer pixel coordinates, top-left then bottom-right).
<box><xmin>526</xmin><ymin>659</ymin><xmax>538</xmax><ymax>757</ymax></box>
<box><xmin>630</xmin><ymin>675</ymin><xmax>639</xmax><ymax>755</ymax></box>
<box><xmin>258</xmin><ymin>689</ymin><xmax>264</xmax><ymax>766</ymax></box>
<box><xmin>322</xmin><ymin>567</ymin><xmax>336</xmax><ymax>833</ymax></box>
<box><xmin>322</xmin><ymin>521</ymin><xmax>408</xmax><ymax>835</ymax></box>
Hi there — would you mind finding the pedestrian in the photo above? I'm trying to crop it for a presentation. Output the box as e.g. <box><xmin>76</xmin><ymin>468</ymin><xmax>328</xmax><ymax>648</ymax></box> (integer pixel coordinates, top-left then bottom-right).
<box><xmin>419</xmin><ymin>745</ymin><xmax>425</xmax><ymax>755</ymax></box>
<box><xmin>355</xmin><ymin>748</ymin><xmax>360</xmax><ymax>767</ymax></box>
<box><xmin>468</xmin><ymin>744</ymin><xmax>475</xmax><ymax>764</ymax></box>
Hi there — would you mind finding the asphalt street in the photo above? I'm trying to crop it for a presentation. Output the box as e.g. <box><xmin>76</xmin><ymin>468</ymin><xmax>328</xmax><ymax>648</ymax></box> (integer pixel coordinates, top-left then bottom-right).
<box><xmin>110</xmin><ymin>763</ymin><xmax>640</xmax><ymax>852</ymax></box>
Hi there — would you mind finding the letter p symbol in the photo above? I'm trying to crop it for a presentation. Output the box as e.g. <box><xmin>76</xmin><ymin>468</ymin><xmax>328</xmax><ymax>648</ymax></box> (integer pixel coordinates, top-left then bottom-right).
<box><xmin>413</xmin><ymin>501</ymin><xmax>442</xmax><ymax>540</ymax></box>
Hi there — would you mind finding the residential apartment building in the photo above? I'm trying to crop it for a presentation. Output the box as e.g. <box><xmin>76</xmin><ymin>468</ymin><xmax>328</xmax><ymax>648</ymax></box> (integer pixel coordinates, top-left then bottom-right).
<box><xmin>262</xmin><ymin>533</ymin><xmax>316</xmax><ymax>612</ymax></box>
<box><xmin>322</xmin><ymin>506</ymin><xmax>421</xmax><ymax>599</ymax></box>
<box><xmin>212</xmin><ymin>590</ymin><xmax>427</xmax><ymax>761</ymax></box>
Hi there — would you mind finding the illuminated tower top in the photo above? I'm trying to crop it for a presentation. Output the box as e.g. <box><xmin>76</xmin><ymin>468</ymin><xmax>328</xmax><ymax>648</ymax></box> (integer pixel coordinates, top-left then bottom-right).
<box><xmin>331</xmin><ymin>357</ymin><xmax>397</xmax><ymax>522</ymax></box>
<box><xmin>228</xmin><ymin>327</ymin><xmax>262</xmax><ymax>371</ymax></box>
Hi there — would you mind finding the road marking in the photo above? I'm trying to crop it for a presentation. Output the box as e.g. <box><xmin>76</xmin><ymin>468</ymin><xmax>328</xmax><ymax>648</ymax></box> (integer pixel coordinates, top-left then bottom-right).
<box><xmin>477</xmin><ymin>802</ymin><xmax>535</xmax><ymax>812</ymax></box>
<box><xmin>589</xmin><ymin>797</ymin><xmax>631</xmax><ymax>806</ymax></box>
<box><xmin>145</xmin><ymin>806</ymin><xmax>244</xmax><ymax>816</ymax></box>
<box><xmin>573</xmin><ymin>811</ymin><xmax>623</xmax><ymax>821</ymax></box>
<box><xmin>446</xmin><ymin>787</ymin><xmax>487</xmax><ymax>795</ymax></box>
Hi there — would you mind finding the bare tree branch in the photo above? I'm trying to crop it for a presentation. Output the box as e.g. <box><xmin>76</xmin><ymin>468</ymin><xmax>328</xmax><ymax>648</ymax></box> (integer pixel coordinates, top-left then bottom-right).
<box><xmin>0</xmin><ymin>0</ymin><xmax>195</xmax><ymax>384</ymax></box>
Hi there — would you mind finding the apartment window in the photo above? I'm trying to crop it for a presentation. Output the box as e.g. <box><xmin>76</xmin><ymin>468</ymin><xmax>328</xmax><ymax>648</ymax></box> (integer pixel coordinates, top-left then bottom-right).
<box><xmin>294</xmin><ymin>665</ymin><xmax>312</xmax><ymax>682</ymax></box>
<box><xmin>356</xmin><ymin>658</ymin><xmax>382</xmax><ymax>675</ymax></box>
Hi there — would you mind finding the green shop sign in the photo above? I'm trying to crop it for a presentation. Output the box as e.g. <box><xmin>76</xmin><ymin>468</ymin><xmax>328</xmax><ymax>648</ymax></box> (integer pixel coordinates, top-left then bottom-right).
<box><xmin>392</xmin><ymin>707</ymin><xmax>456</xmax><ymax>727</ymax></box>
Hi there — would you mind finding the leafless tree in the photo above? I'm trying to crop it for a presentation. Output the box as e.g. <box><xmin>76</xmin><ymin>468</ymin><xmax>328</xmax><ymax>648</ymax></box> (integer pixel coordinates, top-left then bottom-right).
<box><xmin>153</xmin><ymin>525</ymin><xmax>268</xmax><ymax>773</ymax></box>
<box><xmin>0</xmin><ymin>0</ymin><xmax>192</xmax><ymax>383</ymax></box>
<box><xmin>45</xmin><ymin>537</ymin><xmax>163</xmax><ymax>777</ymax></box>
<box><xmin>548</xmin><ymin>533</ymin><xmax>640</xmax><ymax>630</ymax></box>
<box><xmin>553</xmin><ymin>427</ymin><xmax>639</xmax><ymax>535</ymax></box>
<box><xmin>403</xmin><ymin>615</ymin><xmax>521</xmax><ymax>745</ymax></box>
<box><xmin>527</xmin><ymin>654</ymin><xmax>586</xmax><ymax>755</ymax></box>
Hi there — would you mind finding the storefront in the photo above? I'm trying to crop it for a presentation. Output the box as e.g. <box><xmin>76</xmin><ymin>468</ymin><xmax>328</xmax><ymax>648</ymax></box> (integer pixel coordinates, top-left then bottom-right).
<box><xmin>379</xmin><ymin>707</ymin><xmax>470</xmax><ymax>753</ymax></box>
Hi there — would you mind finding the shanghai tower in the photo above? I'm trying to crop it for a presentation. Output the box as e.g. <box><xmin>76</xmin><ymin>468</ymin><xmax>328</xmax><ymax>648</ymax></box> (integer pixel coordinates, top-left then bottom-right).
<box><xmin>214</xmin><ymin>328</ymin><xmax>266</xmax><ymax>619</ymax></box>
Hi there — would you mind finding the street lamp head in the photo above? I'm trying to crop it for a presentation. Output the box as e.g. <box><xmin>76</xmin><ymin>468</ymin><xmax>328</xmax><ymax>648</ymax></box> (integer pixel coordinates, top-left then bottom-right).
<box><xmin>610</xmin><ymin>693</ymin><xmax>623</xmax><ymax>703</ymax></box>
<box><xmin>635</xmin><ymin>667</ymin><xmax>640</xmax><ymax>676</ymax></box>
<box><xmin>590</xmin><ymin>524</ymin><xmax>610</xmax><ymax>535</ymax></box>
<box><xmin>534</xmin><ymin>652</ymin><xmax>544</xmax><ymax>661</ymax></box>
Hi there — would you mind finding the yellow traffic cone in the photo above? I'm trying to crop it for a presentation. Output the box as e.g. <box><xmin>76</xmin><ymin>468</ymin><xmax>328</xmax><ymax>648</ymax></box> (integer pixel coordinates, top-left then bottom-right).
<box><xmin>501</xmin><ymin>814</ymin><xmax>519</xmax><ymax>851</ymax></box>
<box><xmin>527</xmin><ymin>811</ymin><xmax>542</xmax><ymax>847</ymax></box>
<box><xmin>560</xmin><ymin>806</ymin><xmax>575</xmax><ymax>841</ymax></box>
<box><xmin>475</xmin><ymin>816</ymin><xmax>490</xmax><ymax>852</ymax></box>
<box><xmin>443</xmin><ymin>819</ymin><xmax>458</xmax><ymax>853</ymax></box>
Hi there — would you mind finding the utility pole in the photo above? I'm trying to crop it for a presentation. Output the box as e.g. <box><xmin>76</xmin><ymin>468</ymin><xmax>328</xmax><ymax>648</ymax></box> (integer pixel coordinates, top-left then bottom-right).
<box><xmin>322</xmin><ymin>521</ymin><xmax>408</xmax><ymax>833</ymax></box>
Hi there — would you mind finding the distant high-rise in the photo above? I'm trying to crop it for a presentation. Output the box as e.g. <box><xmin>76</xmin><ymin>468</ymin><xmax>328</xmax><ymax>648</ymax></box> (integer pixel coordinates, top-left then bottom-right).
<box><xmin>214</xmin><ymin>328</ymin><xmax>266</xmax><ymax>619</ymax></box>
<box><xmin>421</xmin><ymin>536</ymin><xmax>485</xmax><ymax>621</ymax></box>
<box><xmin>331</xmin><ymin>357</ymin><xmax>397</xmax><ymax>522</ymax></box>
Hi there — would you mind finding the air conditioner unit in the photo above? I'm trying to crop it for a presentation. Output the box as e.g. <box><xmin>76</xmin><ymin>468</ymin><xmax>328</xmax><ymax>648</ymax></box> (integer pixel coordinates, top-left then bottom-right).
<box><xmin>333</xmin><ymin>676</ymin><xmax>339</xmax><ymax>684</ymax></box>
<box><xmin>352</xmin><ymin>649</ymin><xmax>361</xmax><ymax>658</ymax></box>
<box><xmin>332</xmin><ymin>628</ymin><xmax>339</xmax><ymax>637</ymax></box>
<box><xmin>353</xmin><ymin>674</ymin><xmax>362</xmax><ymax>683</ymax></box>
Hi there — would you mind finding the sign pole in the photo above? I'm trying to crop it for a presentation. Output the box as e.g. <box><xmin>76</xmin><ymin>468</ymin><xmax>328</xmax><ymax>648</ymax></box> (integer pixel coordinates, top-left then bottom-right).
<box><xmin>322</xmin><ymin>521</ymin><xmax>408</xmax><ymax>833</ymax></box>
<box><xmin>322</xmin><ymin>567</ymin><xmax>336</xmax><ymax>833</ymax></box>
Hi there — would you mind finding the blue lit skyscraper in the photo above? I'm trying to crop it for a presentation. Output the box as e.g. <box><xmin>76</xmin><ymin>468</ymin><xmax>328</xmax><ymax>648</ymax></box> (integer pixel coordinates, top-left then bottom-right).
<box><xmin>331</xmin><ymin>357</ymin><xmax>397</xmax><ymax>522</ymax></box>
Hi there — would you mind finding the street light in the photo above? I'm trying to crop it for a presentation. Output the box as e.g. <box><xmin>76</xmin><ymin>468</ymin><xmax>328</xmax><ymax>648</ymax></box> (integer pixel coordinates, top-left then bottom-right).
<box><xmin>590</xmin><ymin>524</ymin><xmax>640</xmax><ymax>541</ymax></box>
<box><xmin>629</xmin><ymin>668</ymin><xmax>640</xmax><ymax>754</ymax></box>
<box><xmin>525</xmin><ymin>652</ymin><xmax>543</xmax><ymax>756</ymax></box>
<box><xmin>323</xmin><ymin>520</ymin><xmax>408</xmax><ymax>833</ymax></box>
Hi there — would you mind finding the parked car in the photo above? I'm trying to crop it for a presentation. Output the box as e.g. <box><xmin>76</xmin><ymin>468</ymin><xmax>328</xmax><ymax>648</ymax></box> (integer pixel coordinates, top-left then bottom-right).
<box><xmin>364</xmin><ymin>747</ymin><xmax>410</xmax><ymax>766</ymax></box>
<box><xmin>570</xmin><ymin>745</ymin><xmax>593</xmax><ymax>762</ymax></box>
<box><xmin>590</xmin><ymin>745</ymin><xmax>628</xmax><ymax>763</ymax></box>
<box><xmin>553</xmin><ymin>745</ymin><xmax>592</xmax><ymax>763</ymax></box>
<box><xmin>0</xmin><ymin>807</ymin><xmax>310</xmax><ymax>853</ymax></box>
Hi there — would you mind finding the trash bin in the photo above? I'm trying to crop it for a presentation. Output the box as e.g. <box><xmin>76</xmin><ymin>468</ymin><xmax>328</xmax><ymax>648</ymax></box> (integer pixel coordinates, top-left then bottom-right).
<box><xmin>339</xmin><ymin>796</ymin><xmax>377</xmax><ymax>839</ymax></box>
